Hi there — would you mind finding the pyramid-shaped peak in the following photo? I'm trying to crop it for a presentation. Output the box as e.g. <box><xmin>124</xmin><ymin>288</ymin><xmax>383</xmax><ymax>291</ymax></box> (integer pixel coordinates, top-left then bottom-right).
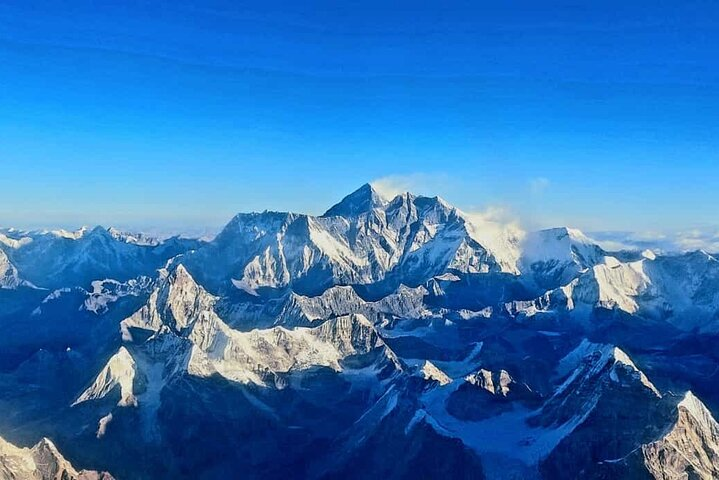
<box><xmin>173</xmin><ymin>263</ymin><xmax>195</xmax><ymax>282</ymax></box>
<box><xmin>72</xmin><ymin>346</ymin><xmax>138</xmax><ymax>407</ymax></box>
<box><xmin>87</xmin><ymin>225</ymin><xmax>112</xmax><ymax>237</ymax></box>
<box><xmin>322</xmin><ymin>183</ymin><xmax>388</xmax><ymax>218</ymax></box>
<box><xmin>678</xmin><ymin>391</ymin><xmax>717</xmax><ymax>428</ymax></box>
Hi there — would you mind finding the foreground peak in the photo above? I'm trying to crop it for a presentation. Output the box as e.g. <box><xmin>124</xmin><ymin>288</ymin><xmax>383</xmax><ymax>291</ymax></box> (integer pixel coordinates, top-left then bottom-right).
<box><xmin>678</xmin><ymin>391</ymin><xmax>715</xmax><ymax>426</ymax></box>
<box><xmin>322</xmin><ymin>183</ymin><xmax>387</xmax><ymax>218</ymax></box>
<box><xmin>72</xmin><ymin>347</ymin><xmax>138</xmax><ymax>407</ymax></box>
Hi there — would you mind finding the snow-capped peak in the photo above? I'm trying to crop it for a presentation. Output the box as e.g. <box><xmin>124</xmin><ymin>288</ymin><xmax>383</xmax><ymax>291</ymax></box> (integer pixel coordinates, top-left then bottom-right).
<box><xmin>322</xmin><ymin>183</ymin><xmax>388</xmax><ymax>218</ymax></box>
<box><xmin>0</xmin><ymin>249</ymin><xmax>23</xmax><ymax>289</ymax></box>
<box><xmin>610</xmin><ymin>347</ymin><xmax>661</xmax><ymax>397</ymax></box>
<box><xmin>186</xmin><ymin>186</ymin><xmax>504</xmax><ymax>293</ymax></box>
<box><xmin>73</xmin><ymin>346</ymin><xmax>140</xmax><ymax>407</ymax></box>
<box><xmin>521</xmin><ymin>227</ymin><xmax>604</xmax><ymax>267</ymax></box>
<box><xmin>120</xmin><ymin>263</ymin><xmax>218</xmax><ymax>340</ymax></box>
<box><xmin>641</xmin><ymin>249</ymin><xmax>657</xmax><ymax>260</ymax></box>
<box><xmin>677</xmin><ymin>391</ymin><xmax>717</xmax><ymax>432</ymax></box>
<box><xmin>552</xmin><ymin>339</ymin><xmax>661</xmax><ymax>400</ymax></box>
<box><xmin>107</xmin><ymin>227</ymin><xmax>161</xmax><ymax>246</ymax></box>
<box><xmin>50</xmin><ymin>226</ymin><xmax>90</xmax><ymax>240</ymax></box>
<box><xmin>0</xmin><ymin>231</ymin><xmax>33</xmax><ymax>249</ymax></box>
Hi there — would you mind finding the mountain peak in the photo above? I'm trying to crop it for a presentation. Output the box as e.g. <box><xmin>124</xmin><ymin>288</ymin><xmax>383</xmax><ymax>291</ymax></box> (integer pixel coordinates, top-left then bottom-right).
<box><xmin>72</xmin><ymin>346</ymin><xmax>139</xmax><ymax>407</ymax></box>
<box><xmin>85</xmin><ymin>225</ymin><xmax>113</xmax><ymax>240</ymax></box>
<box><xmin>0</xmin><ymin>433</ymin><xmax>112</xmax><ymax>480</ymax></box>
<box><xmin>322</xmin><ymin>183</ymin><xmax>387</xmax><ymax>217</ymax></box>
<box><xmin>520</xmin><ymin>226</ymin><xmax>605</xmax><ymax>272</ymax></box>
<box><xmin>0</xmin><ymin>249</ymin><xmax>22</xmax><ymax>289</ymax></box>
<box><xmin>677</xmin><ymin>390</ymin><xmax>715</xmax><ymax>428</ymax></box>
<box><xmin>50</xmin><ymin>226</ymin><xmax>90</xmax><ymax>240</ymax></box>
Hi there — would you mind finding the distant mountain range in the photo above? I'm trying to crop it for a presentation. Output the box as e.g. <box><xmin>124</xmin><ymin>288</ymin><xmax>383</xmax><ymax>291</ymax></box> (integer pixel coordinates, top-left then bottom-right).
<box><xmin>1</xmin><ymin>184</ymin><xmax>719</xmax><ymax>479</ymax></box>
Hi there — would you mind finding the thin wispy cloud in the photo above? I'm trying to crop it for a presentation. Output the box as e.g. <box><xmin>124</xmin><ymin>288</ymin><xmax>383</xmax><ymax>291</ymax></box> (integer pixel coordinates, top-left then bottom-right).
<box><xmin>460</xmin><ymin>205</ymin><xmax>526</xmax><ymax>270</ymax></box>
<box><xmin>529</xmin><ymin>177</ymin><xmax>551</xmax><ymax>195</ymax></box>
<box><xmin>591</xmin><ymin>229</ymin><xmax>719</xmax><ymax>253</ymax></box>
<box><xmin>370</xmin><ymin>173</ymin><xmax>451</xmax><ymax>199</ymax></box>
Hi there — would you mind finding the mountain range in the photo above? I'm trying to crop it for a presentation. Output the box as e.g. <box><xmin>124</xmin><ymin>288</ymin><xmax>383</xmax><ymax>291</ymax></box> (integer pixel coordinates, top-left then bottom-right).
<box><xmin>1</xmin><ymin>184</ymin><xmax>718</xmax><ymax>479</ymax></box>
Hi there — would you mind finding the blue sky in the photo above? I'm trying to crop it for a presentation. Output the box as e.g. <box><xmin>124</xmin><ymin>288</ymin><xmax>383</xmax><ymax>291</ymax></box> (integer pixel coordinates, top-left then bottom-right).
<box><xmin>1</xmin><ymin>0</ymin><xmax>718</xmax><ymax>235</ymax></box>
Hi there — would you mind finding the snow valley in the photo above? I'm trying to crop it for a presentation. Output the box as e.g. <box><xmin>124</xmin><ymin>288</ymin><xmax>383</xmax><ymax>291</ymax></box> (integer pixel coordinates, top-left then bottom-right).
<box><xmin>1</xmin><ymin>184</ymin><xmax>719</xmax><ymax>479</ymax></box>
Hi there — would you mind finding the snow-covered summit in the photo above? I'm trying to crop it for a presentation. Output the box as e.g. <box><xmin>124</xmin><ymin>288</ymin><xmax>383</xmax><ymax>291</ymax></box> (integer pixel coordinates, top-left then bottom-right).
<box><xmin>185</xmin><ymin>184</ymin><xmax>507</xmax><ymax>294</ymax></box>
<box><xmin>322</xmin><ymin>183</ymin><xmax>388</xmax><ymax>218</ymax></box>
<box><xmin>519</xmin><ymin>227</ymin><xmax>605</xmax><ymax>287</ymax></box>
<box><xmin>73</xmin><ymin>346</ymin><xmax>140</xmax><ymax>407</ymax></box>
<box><xmin>0</xmin><ymin>249</ymin><xmax>25</xmax><ymax>289</ymax></box>
<box><xmin>107</xmin><ymin>227</ymin><xmax>161</xmax><ymax>246</ymax></box>
<box><xmin>508</xmin><ymin>246</ymin><xmax>719</xmax><ymax>331</ymax></box>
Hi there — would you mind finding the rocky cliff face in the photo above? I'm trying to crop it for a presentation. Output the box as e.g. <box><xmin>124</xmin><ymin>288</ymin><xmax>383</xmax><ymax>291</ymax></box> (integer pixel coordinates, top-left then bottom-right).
<box><xmin>640</xmin><ymin>392</ymin><xmax>719</xmax><ymax>479</ymax></box>
<box><xmin>0</xmin><ymin>435</ymin><xmax>113</xmax><ymax>480</ymax></box>
<box><xmin>0</xmin><ymin>249</ymin><xmax>23</xmax><ymax>289</ymax></box>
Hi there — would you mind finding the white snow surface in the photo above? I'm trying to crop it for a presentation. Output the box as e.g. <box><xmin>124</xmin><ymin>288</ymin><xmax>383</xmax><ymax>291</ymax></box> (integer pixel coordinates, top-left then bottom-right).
<box><xmin>73</xmin><ymin>347</ymin><xmax>139</xmax><ymax>407</ymax></box>
<box><xmin>117</xmin><ymin>264</ymin><xmax>399</xmax><ymax>387</ymax></box>
<box><xmin>555</xmin><ymin>339</ymin><xmax>660</xmax><ymax>398</ymax></box>
<box><xmin>197</xmin><ymin>186</ymin><xmax>504</xmax><ymax>292</ymax></box>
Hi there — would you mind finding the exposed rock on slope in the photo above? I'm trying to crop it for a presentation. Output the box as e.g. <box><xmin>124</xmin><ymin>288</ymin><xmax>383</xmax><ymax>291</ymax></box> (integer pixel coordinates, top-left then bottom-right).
<box><xmin>277</xmin><ymin>284</ymin><xmax>430</xmax><ymax>327</ymax></box>
<box><xmin>0</xmin><ymin>250</ymin><xmax>24</xmax><ymax>289</ymax></box>
<box><xmin>641</xmin><ymin>391</ymin><xmax>719</xmax><ymax>480</ymax></box>
<box><xmin>0</xmin><ymin>435</ymin><xmax>113</xmax><ymax>480</ymax></box>
<box><xmin>420</xmin><ymin>361</ymin><xmax>452</xmax><ymax>386</ymax></box>
<box><xmin>538</xmin><ymin>340</ymin><xmax>668</xmax><ymax>479</ymax></box>
<box><xmin>73</xmin><ymin>347</ymin><xmax>141</xmax><ymax>407</ymax></box>
<box><xmin>117</xmin><ymin>264</ymin><xmax>402</xmax><ymax>387</ymax></box>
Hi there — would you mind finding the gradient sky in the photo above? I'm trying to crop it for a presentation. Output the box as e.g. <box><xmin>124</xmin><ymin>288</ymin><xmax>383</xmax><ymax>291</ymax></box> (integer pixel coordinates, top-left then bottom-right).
<box><xmin>1</xmin><ymin>0</ymin><xmax>718</xmax><ymax>235</ymax></box>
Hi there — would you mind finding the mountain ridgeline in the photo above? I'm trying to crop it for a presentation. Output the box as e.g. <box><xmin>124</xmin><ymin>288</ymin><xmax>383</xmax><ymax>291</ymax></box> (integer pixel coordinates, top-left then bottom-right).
<box><xmin>1</xmin><ymin>184</ymin><xmax>719</xmax><ymax>479</ymax></box>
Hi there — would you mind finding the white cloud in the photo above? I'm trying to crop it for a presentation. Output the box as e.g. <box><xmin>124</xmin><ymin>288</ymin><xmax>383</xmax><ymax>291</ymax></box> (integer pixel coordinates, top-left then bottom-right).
<box><xmin>461</xmin><ymin>205</ymin><xmax>526</xmax><ymax>272</ymax></box>
<box><xmin>673</xmin><ymin>229</ymin><xmax>719</xmax><ymax>252</ymax></box>
<box><xmin>592</xmin><ymin>239</ymin><xmax>637</xmax><ymax>252</ymax></box>
<box><xmin>529</xmin><ymin>177</ymin><xmax>551</xmax><ymax>195</ymax></box>
<box><xmin>590</xmin><ymin>229</ymin><xmax>719</xmax><ymax>253</ymax></box>
<box><xmin>370</xmin><ymin>173</ymin><xmax>450</xmax><ymax>200</ymax></box>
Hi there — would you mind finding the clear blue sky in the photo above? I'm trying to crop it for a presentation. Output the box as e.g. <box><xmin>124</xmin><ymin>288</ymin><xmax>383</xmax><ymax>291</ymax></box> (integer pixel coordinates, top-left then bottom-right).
<box><xmin>1</xmin><ymin>0</ymin><xmax>717</xmax><ymax>233</ymax></box>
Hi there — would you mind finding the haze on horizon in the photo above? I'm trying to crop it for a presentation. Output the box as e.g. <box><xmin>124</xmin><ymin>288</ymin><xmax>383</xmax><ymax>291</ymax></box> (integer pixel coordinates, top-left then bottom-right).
<box><xmin>1</xmin><ymin>1</ymin><xmax>717</xmax><ymax>247</ymax></box>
